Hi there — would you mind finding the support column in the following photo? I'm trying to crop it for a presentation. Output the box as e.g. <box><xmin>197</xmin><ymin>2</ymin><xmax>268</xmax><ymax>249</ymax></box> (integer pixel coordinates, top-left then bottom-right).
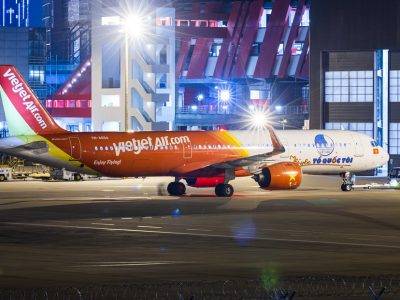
<box><xmin>374</xmin><ymin>49</ymin><xmax>389</xmax><ymax>176</ymax></box>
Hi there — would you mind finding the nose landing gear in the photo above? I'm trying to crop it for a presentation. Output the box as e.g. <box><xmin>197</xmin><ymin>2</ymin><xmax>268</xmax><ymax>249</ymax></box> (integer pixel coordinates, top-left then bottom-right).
<box><xmin>340</xmin><ymin>172</ymin><xmax>355</xmax><ymax>192</ymax></box>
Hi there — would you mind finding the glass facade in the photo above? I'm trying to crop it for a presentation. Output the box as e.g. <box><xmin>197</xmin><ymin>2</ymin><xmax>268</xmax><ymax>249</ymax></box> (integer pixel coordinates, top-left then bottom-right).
<box><xmin>325</xmin><ymin>122</ymin><xmax>374</xmax><ymax>138</ymax></box>
<box><xmin>102</xmin><ymin>42</ymin><xmax>120</xmax><ymax>88</ymax></box>
<box><xmin>389</xmin><ymin>70</ymin><xmax>400</xmax><ymax>102</ymax></box>
<box><xmin>1</xmin><ymin>0</ymin><xmax>30</xmax><ymax>27</ymax></box>
<box><xmin>325</xmin><ymin>71</ymin><xmax>374</xmax><ymax>103</ymax></box>
<box><xmin>389</xmin><ymin>123</ymin><xmax>400</xmax><ymax>155</ymax></box>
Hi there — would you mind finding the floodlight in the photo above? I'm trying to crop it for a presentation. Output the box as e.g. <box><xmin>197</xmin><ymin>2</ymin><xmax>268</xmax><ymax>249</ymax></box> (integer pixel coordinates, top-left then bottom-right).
<box><xmin>197</xmin><ymin>94</ymin><xmax>204</xmax><ymax>101</ymax></box>
<box><xmin>250</xmin><ymin>110</ymin><xmax>269</xmax><ymax>129</ymax></box>
<box><xmin>219</xmin><ymin>89</ymin><xmax>231</xmax><ymax>103</ymax></box>
<box><xmin>124</xmin><ymin>14</ymin><xmax>145</xmax><ymax>38</ymax></box>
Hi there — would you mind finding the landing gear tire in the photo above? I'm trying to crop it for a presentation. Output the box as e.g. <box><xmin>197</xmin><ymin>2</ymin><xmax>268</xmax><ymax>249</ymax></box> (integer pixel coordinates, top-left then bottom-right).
<box><xmin>340</xmin><ymin>172</ymin><xmax>355</xmax><ymax>192</ymax></box>
<box><xmin>167</xmin><ymin>182</ymin><xmax>186</xmax><ymax>196</ymax></box>
<box><xmin>0</xmin><ymin>175</ymin><xmax>6</xmax><ymax>182</ymax></box>
<box><xmin>341</xmin><ymin>183</ymin><xmax>352</xmax><ymax>192</ymax></box>
<box><xmin>215</xmin><ymin>183</ymin><xmax>234</xmax><ymax>197</ymax></box>
<box><xmin>74</xmin><ymin>173</ymin><xmax>83</xmax><ymax>181</ymax></box>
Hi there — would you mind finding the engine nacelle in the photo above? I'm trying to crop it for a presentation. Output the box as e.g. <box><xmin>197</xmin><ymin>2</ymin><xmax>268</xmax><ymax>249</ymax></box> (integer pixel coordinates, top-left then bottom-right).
<box><xmin>256</xmin><ymin>162</ymin><xmax>302</xmax><ymax>190</ymax></box>
<box><xmin>186</xmin><ymin>177</ymin><xmax>225</xmax><ymax>188</ymax></box>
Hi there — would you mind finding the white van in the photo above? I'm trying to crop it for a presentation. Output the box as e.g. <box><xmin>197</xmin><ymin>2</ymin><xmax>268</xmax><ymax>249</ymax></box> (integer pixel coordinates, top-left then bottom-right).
<box><xmin>0</xmin><ymin>166</ymin><xmax>12</xmax><ymax>181</ymax></box>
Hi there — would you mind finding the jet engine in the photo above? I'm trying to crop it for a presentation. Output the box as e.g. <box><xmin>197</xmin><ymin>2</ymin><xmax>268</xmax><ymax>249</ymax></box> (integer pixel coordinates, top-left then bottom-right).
<box><xmin>255</xmin><ymin>162</ymin><xmax>302</xmax><ymax>190</ymax></box>
<box><xmin>185</xmin><ymin>177</ymin><xmax>225</xmax><ymax>188</ymax></box>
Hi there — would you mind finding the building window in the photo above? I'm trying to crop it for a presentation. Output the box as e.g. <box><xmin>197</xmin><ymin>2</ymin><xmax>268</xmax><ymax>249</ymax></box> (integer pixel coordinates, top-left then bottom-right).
<box><xmin>325</xmin><ymin>71</ymin><xmax>373</xmax><ymax>103</ymax></box>
<box><xmin>102</xmin><ymin>121</ymin><xmax>120</xmax><ymax>132</ymax></box>
<box><xmin>300</xmin><ymin>9</ymin><xmax>310</xmax><ymax>27</ymax></box>
<box><xmin>250</xmin><ymin>43</ymin><xmax>261</xmax><ymax>56</ymax></box>
<box><xmin>102</xmin><ymin>42</ymin><xmax>121</xmax><ymax>89</ymax></box>
<box><xmin>277</xmin><ymin>43</ymin><xmax>284</xmax><ymax>55</ymax></box>
<box><xmin>101</xmin><ymin>16</ymin><xmax>121</xmax><ymax>26</ymax></box>
<box><xmin>389</xmin><ymin>123</ymin><xmax>400</xmax><ymax>154</ymax></box>
<box><xmin>209</xmin><ymin>43</ymin><xmax>222</xmax><ymax>57</ymax></box>
<box><xmin>29</xmin><ymin>65</ymin><xmax>45</xmax><ymax>84</ymax></box>
<box><xmin>66</xmin><ymin>100</ymin><xmax>76</xmax><ymax>108</ymax></box>
<box><xmin>67</xmin><ymin>125</ymin><xmax>79</xmax><ymax>132</ymax></box>
<box><xmin>292</xmin><ymin>43</ymin><xmax>303</xmax><ymax>55</ymax></box>
<box><xmin>101</xmin><ymin>95</ymin><xmax>120</xmax><ymax>107</ymax></box>
<box><xmin>325</xmin><ymin>122</ymin><xmax>374</xmax><ymax>138</ymax></box>
<box><xmin>390</xmin><ymin>70</ymin><xmax>400</xmax><ymax>102</ymax></box>
<box><xmin>250</xmin><ymin>90</ymin><xmax>261</xmax><ymax>100</ymax></box>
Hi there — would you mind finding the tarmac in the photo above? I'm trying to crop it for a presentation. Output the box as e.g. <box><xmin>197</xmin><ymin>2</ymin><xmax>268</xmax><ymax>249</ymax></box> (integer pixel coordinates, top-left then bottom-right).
<box><xmin>0</xmin><ymin>175</ymin><xmax>399</xmax><ymax>292</ymax></box>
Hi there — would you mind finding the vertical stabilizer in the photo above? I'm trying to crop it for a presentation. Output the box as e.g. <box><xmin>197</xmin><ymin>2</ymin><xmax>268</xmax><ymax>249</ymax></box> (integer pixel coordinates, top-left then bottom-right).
<box><xmin>0</xmin><ymin>65</ymin><xmax>65</xmax><ymax>136</ymax></box>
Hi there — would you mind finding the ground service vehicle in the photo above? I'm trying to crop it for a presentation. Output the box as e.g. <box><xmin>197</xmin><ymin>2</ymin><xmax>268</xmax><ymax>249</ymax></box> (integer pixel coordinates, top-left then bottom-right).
<box><xmin>0</xmin><ymin>65</ymin><xmax>390</xmax><ymax>196</ymax></box>
<box><xmin>0</xmin><ymin>166</ymin><xmax>12</xmax><ymax>181</ymax></box>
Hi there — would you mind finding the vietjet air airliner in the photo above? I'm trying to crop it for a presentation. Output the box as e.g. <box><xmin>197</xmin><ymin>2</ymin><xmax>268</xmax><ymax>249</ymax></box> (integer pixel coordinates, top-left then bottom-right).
<box><xmin>0</xmin><ymin>65</ymin><xmax>389</xmax><ymax>196</ymax></box>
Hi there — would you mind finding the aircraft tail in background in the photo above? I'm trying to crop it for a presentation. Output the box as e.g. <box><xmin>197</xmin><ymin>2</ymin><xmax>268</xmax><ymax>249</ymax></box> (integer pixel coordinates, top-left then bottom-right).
<box><xmin>0</xmin><ymin>65</ymin><xmax>65</xmax><ymax>136</ymax></box>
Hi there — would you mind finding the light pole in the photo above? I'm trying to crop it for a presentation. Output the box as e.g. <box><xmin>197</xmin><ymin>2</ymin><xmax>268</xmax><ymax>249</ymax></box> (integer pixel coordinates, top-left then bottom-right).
<box><xmin>281</xmin><ymin>118</ymin><xmax>287</xmax><ymax>130</ymax></box>
<box><xmin>122</xmin><ymin>15</ymin><xmax>146</xmax><ymax>131</ymax></box>
<box><xmin>124</xmin><ymin>32</ymin><xmax>129</xmax><ymax>131</ymax></box>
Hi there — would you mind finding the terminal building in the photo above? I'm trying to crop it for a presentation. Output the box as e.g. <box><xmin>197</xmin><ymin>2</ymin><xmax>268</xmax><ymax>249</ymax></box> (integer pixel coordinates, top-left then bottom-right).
<box><xmin>44</xmin><ymin>0</ymin><xmax>311</xmax><ymax>132</ymax></box>
<box><xmin>310</xmin><ymin>0</ymin><xmax>400</xmax><ymax>171</ymax></box>
<box><xmin>90</xmin><ymin>0</ymin><xmax>176</xmax><ymax>132</ymax></box>
<box><xmin>174</xmin><ymin>0</ymin><xmax>310</xmax><ymax>130</ymax></box>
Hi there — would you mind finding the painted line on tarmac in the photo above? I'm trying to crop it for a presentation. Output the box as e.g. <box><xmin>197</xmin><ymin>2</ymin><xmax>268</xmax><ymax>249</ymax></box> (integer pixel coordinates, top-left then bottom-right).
<box><xmin>91</xmin><ymin>222</ymin><xmax>114</xmax><ymax>226</ymax></box>
<box><xmin>75</xmin><ymin>261</ymin><xmax>192</xmax><ymax>267</ymax></box>
<box><xmin>187</xmin><ymin>228</ymin><xmax>212</xmax><ymax>232</ymax></box>
<box><xmin>138</xmin><ymin>225</ymin><xmax>162</xmax><ymax>229</ymax></box>
<box><xmin>5</xmin><ymin>222</ymin><xmax>400</xmax><ymax>250</ymax></box>
<box><xmin>121</xmin><ymin>217</ymin><xmax>133</xmax><ymax>220</ymax></box>
<box><xmin>40</xmin><ymin>196</ymin><xmax>153</xmax><ymax>201</ymax></box>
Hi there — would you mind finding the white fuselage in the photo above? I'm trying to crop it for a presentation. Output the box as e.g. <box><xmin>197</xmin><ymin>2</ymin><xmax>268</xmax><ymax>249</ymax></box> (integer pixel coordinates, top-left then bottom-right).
<box><xmin>233</xmin><ymin>130</ymin><xmax>388</xmax><ymax>174</ymax></box>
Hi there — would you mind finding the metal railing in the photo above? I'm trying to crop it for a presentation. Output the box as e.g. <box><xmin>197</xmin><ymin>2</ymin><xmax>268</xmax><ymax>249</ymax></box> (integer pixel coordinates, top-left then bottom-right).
<box><xmin>0</xmin><ymin>276</ymin><xmax>399</xmax><ymax>299</ymax></box>
<box><xmin>0</xmin><ymin>129</ymin><xmax>9</xmax><ymax>138</ymax></box>
<box><xmin>177</xmin><ymin>105</ymin><xmax>308</xmax><ymax>116</ymax></box>
<box><xmin>177</xmin><ymin>105</ymin><xmax>232</xmax><ymax>115</ymax></box>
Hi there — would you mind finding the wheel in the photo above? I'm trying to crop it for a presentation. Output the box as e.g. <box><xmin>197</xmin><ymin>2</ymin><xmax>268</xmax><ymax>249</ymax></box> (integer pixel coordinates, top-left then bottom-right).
<box><xmin>0</xmin><ymin>174</ymin><xmax>6</xmax><ymax>182</ymax></box>
<box><xmin>215</xmin><ymin>183</ymin><xmax>234</xmax><ymax>197</ymax></box>
<box><xmin>341</xmin><ymin>183</ymin><xmax>352</xmax><ymax>192</ymax></box>
<box><xmin>74</xmin><ymin>173</ymin><xmax>83</xmax><ymax>181</ymax></box>
<box><xmin>167</xmin><ymin>182</ymin><xmax>186</xmax><ymax>196</ymax></box>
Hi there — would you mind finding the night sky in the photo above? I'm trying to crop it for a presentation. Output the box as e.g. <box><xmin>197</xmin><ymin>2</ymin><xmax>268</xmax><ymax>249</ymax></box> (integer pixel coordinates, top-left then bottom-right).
<box><xmin>30</xmin><ymin>0</ymin><xmax>43</xmax><ymax>27</ymax></box>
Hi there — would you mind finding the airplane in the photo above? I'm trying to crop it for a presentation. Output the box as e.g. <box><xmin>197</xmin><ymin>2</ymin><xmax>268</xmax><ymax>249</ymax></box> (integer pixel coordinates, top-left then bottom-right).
<box><xmin>0</xmin><ymin>65</ymin><xmax>389</xmax><ymax>196</ymax></box>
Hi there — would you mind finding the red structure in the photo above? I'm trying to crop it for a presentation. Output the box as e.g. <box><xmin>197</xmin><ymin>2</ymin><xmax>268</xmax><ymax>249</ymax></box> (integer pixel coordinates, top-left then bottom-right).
<box><xmin>46</xmin><ymin>60</ymin><xmax>92</xmax><ymax>119</ymax></box>
<box><xmin>175</xmin><ymin>0</ymin><xmax>310</xmax><ymax>80</ymax></box>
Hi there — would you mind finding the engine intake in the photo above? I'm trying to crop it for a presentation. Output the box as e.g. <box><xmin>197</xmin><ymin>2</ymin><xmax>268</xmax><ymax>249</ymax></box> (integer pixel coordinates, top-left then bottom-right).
<box><xmin>256</xmin><ymin>162</ymin><xmax>302</xmax><ymax>190</ymax></box>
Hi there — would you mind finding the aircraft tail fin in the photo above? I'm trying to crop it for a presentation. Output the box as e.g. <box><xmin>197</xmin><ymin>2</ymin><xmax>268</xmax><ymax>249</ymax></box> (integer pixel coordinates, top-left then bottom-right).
<box><xmin>0</xmin><ymin>65</ymin><xmax>65</xmax><ymax>136</ymax></box>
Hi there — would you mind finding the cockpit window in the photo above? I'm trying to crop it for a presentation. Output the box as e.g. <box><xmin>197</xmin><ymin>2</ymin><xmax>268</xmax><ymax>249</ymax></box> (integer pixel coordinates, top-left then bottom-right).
<box><xmin>370</xmin><ymin>141</ymin><xmax>378</xmax><ymax>147</ymax></box>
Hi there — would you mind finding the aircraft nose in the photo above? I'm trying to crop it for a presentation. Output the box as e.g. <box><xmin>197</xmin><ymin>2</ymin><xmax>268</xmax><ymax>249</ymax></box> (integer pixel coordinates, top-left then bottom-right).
<box><xmin>380</xmin><ymin>147</ymin><xmax>390</xmax><ymax>166</ymax></box>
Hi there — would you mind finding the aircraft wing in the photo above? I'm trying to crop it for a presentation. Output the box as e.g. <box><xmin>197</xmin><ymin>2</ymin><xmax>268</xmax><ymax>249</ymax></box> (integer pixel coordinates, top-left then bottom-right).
<box><xmin>212</xmin><ymin>126</ymin><xmax>285</xmax><ymax>169</ymax></box>
<box><xmin>173</xmin><ymin>126</ymin><xmax>285</xmax><ymax>176</ymax></box>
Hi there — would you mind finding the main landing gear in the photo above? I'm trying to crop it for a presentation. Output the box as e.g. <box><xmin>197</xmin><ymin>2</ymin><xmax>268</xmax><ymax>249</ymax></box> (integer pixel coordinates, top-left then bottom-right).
<box><xmin>215</xmin><ymin>183</ymin><xmax>234</xmax><ymax>197</ymax></box>
<box><xmin>340</xmin><ymin>172</ymin><xmax>355</xmax><ymax>192</ymax></box>
<box><xmin>167</xmin><ymin>181</ymin><xmax>186</xmax><ymax>196</ymax></box>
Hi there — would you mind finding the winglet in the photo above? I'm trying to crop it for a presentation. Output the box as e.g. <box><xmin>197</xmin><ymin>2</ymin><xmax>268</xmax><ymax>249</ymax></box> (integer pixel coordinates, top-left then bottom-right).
<box><xmin>0</xmin><ymin>65</ymin><xmax>65</xmax><ymax>136</ymax></box>
<box><xmin>267</xmin><ymin>125</ymin><xmax>285</xmax><ymax>154</ymax></box>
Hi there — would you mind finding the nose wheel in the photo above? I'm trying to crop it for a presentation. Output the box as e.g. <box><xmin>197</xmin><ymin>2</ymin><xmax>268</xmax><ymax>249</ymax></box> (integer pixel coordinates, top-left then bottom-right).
<box><xmin>215</xmin><ymin>183</ymin><xmax>234</xmax><ymax>197</ymax></box>
<box><xmin>340</xmin><ymin>172</ymin><xmax>355</xmax><ymax>192</ymax></box>
<box><xmin>167</xmin><ymin>181</ymin><xmax>186</xmax><ymax>196</ymax></box>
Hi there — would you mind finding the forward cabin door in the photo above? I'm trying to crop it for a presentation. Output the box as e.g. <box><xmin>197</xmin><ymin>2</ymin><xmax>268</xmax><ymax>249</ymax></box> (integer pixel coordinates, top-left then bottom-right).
<box><xmin>183</xmin><ymin>140</ymin><xmax>193</xmax><ymax>159</ymax></box>
<box><xmin>352</xmin><ymin>134</ymin><xmax>364</xmax><ymax>157</ymax></box>
<box><xmin>69</xmin><ymin>137</ymin><xmax>82</xmax><ymax>160</ymax></box>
